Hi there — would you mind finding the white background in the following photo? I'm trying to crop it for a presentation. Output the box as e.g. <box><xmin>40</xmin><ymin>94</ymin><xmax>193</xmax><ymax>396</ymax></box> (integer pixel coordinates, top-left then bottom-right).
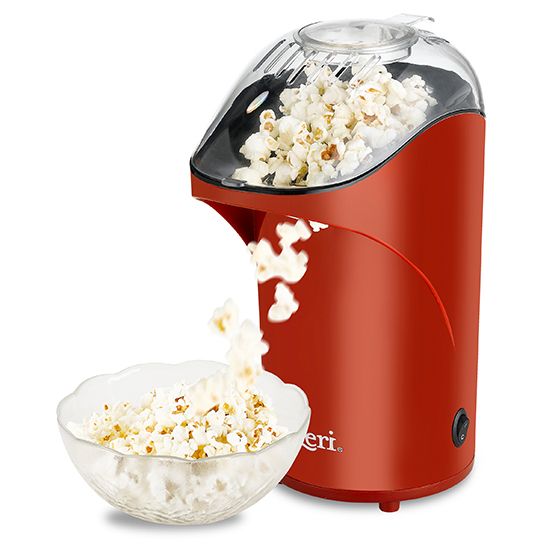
<box><xmin>1</xmin><ymin>1</ymin><xmax>543</xmax><ymax>542</ymax></box>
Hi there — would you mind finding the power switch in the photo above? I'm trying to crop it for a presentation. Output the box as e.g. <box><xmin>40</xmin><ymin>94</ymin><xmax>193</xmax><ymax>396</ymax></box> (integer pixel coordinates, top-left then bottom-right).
<box><xmin>452</xmin><ymin>408</ymin><xmax>470</xmax><ymax>448</ymax></box>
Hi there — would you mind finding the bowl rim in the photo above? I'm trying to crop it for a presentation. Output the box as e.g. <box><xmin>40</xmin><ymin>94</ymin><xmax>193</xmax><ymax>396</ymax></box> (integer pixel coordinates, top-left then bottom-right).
<box><xmin>57</xmin><ymin>360</ymin><xmax>311</xmax><ymax>463</ymax></box>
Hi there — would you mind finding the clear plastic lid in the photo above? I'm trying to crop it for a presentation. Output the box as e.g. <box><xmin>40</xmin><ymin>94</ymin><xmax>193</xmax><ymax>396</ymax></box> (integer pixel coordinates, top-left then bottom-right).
<box><xmin>296</xmin><ymin>19</ymin><xmax>419</xmax><ymax>57</ymax></box>
<box><xmin>191</xmin><ymin>16</ymin><xmax>483</xmax><ymax>193</ymax></box>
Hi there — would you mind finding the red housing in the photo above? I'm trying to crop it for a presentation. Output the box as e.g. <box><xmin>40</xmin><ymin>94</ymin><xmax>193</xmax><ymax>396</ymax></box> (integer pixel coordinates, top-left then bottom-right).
<box><xmin>191</xmin><ymin>113</ymin><xmax>486</xmax><ymax>511</ymax></box>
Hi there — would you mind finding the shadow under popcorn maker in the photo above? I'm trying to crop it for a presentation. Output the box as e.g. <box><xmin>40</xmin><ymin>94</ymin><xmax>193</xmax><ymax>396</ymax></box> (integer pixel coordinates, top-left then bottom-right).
<box><xmin>190</xmin><ymin>17</ymin><xmax>485</xmax><ymax>512</ymax></box>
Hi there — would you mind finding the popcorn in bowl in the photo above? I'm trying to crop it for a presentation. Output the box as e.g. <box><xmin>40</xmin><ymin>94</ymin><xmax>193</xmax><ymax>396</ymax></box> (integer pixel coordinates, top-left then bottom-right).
<box><xmin>67</xmin><ymin>377</ymin><xmax>284</xmax><ymax>459</ymax></box>
<box><xmin>233</xmin><ymin>63</ymin><xmax>437</xmax><ymax>188</ymax></box>
<box><xmin>67</xmin><ymin>300</ymin><xmax>283</xmax><ymax>460</ymax></box>
<box><xmin>58</xmin><ymin>301</ymin><xmax>310</xmax><ymax>525</ymax></box>
<box><xmin>58</xmin><ymin>216</ymin><xmax>328</xmax><ymax>524</ymax></box>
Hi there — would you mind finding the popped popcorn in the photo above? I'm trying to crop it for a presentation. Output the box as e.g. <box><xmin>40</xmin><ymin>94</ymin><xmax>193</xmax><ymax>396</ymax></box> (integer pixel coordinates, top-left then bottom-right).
<box><xmin>248</xmin><ymin>218</ymin><xmax>316</xmax><ymax>323</ymax></box>
<box><xmin>232</xmin><ymin>63</ymin><xmax>437</xmax><ymax>187</ymax></box>
<box><xmin>67</xmin><ymin>379</ymin><xmax>282</xmax><ymax>459</ymax></box>
<box><xmin>226</xmin><ymin>319</ymin><xmax>269</xmax><ymax>387</ymax></box>
<box><xmin>308</xmin><ymin>220</ymin><xmax>329</xmax><ymax>232</ymax></box>
<box><xmin>268</xmin><ymin>282</ymin><xmax>299</xmax><ymax>323</ymax></box>
<box><xmin>248</xmin><ymin>238</ymin><xmax>308</xmax><ymax>284</ymax></box>
<box><xmin>209</xmin><ymin>298</ymin><xmax>239</xmax><ymax>336</ymax></box>
<box><xmin>68</xmin><ymin>302</ymin><xmax>283</xmax><ymax>460</ymax></box>
<box><xmin>73</xmin><ymin>419</ymin><xmax>298</xmax><ymax>524</ymax></box>
<box><xmin>276</xmin><ymin>218</ymin><xmax>312</xmax><ymax>249</ymax></box>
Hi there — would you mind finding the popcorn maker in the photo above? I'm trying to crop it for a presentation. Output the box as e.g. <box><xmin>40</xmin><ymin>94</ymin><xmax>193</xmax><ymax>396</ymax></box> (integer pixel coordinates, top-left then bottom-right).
<box><xmin>190</xmin><ymin>17</ymin><xmax>485</xmax><ymax>511</ymax></box>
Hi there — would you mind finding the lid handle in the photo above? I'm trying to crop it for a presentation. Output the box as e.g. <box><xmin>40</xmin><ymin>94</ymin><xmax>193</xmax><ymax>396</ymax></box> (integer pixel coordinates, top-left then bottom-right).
<box><xmin>385</xmin><ymin>14</ymin><xmax>434</xmax><ymax>26</ymax></box>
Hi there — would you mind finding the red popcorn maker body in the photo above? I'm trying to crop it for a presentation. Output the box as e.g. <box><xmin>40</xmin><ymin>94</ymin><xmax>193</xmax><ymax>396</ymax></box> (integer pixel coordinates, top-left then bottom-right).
<box><xmin>190</xmin><ymin>18</ymin><xmax>485</xmax><ymax>511</ymax></box>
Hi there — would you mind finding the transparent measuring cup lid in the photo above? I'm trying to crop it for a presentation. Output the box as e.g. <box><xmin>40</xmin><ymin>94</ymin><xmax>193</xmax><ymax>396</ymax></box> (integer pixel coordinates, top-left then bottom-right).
<box><xmin>296</xmin><ymin>20</ymin><xmax>418</xmax><ymax>55</ymax></box>
<box><xmin>191</xmin><ymin>17</ymin><xmax>484</xmax><ymax>193</ymax></box>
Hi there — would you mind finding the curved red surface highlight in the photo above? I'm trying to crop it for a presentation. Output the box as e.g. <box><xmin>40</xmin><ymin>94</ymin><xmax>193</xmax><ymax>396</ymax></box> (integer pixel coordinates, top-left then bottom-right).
<box><xmin>331</xmin><ymin>223</ymin><xmax>456</xmax><ymax>347</ymax></box>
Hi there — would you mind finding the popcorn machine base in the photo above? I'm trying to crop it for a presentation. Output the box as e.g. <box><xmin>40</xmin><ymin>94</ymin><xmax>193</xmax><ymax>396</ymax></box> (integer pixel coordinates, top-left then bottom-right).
<box><xmin>282</xmin><ymin>459</ymin><xmax>473</xmax><ymax>512</ymax></box>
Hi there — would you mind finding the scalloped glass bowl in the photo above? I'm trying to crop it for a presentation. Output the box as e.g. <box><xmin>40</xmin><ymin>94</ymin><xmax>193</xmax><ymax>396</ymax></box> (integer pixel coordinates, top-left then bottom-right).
<box><xmin>57</xmin><ymin>361</ymin><xmax>310</xmax><ymax>525</ymax></box>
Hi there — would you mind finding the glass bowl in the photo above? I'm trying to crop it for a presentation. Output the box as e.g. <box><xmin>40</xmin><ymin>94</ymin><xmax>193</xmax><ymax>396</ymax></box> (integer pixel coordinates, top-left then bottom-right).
<box><xmin>57</xmin><ymin>360</ymin><xmax>310</xmax><ymax>525</ymax></box>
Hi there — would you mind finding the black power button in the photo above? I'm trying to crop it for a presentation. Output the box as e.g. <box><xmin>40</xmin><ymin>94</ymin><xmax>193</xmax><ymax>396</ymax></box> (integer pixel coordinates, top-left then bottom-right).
<box><xmin>452</xmin><ymin>408</ymin><xmax>470</xmax><ymax>447</ymax></box>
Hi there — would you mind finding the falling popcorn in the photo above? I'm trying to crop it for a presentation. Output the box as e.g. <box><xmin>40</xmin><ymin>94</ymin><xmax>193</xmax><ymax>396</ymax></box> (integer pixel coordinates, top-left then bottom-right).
<box><xmin>308</xmin><ymin>220</ymin><xmax>329</xmax><ymax>232</ymax></box>
<box><xmin>248</xmin><ymin>218</ymin><xmax>316</xmax><ymax>323</ymax></box>
<box><xmin>232</xmin><ymin>63</ymin><xmax>437</xmax><ymax>188</ymax></box>
<box><xmin>276</xmin><ymin>218</ymin><xmax>312</xmax><ymax>249</ymax></box>
<box><xmin>226</xmin><ymin>319</ymin><xmax>269</xmax><ymax>387</ymax></box>
<box><xmin>68</xmin><ymin>301</ymin><xmax>282</xmax><ymax>459</ymax></box>
<box><xmin>185</xmin><ymin>369</ymin><xmax>237</xmax><ymax>417</ymax></box>
<box><xmin>268</xmin><ymin>282</ymin><xmax>299</xmax><ymax>323</ymax></box>
<box><xmin>248</xmin><ymin>238</ymin><xmax>309</xmax><ymax>284</ymax></box>
<box><xmin>209</xmin><ymin>298</ymin><xmax>239</xmax><ymax>336</ymax></box>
